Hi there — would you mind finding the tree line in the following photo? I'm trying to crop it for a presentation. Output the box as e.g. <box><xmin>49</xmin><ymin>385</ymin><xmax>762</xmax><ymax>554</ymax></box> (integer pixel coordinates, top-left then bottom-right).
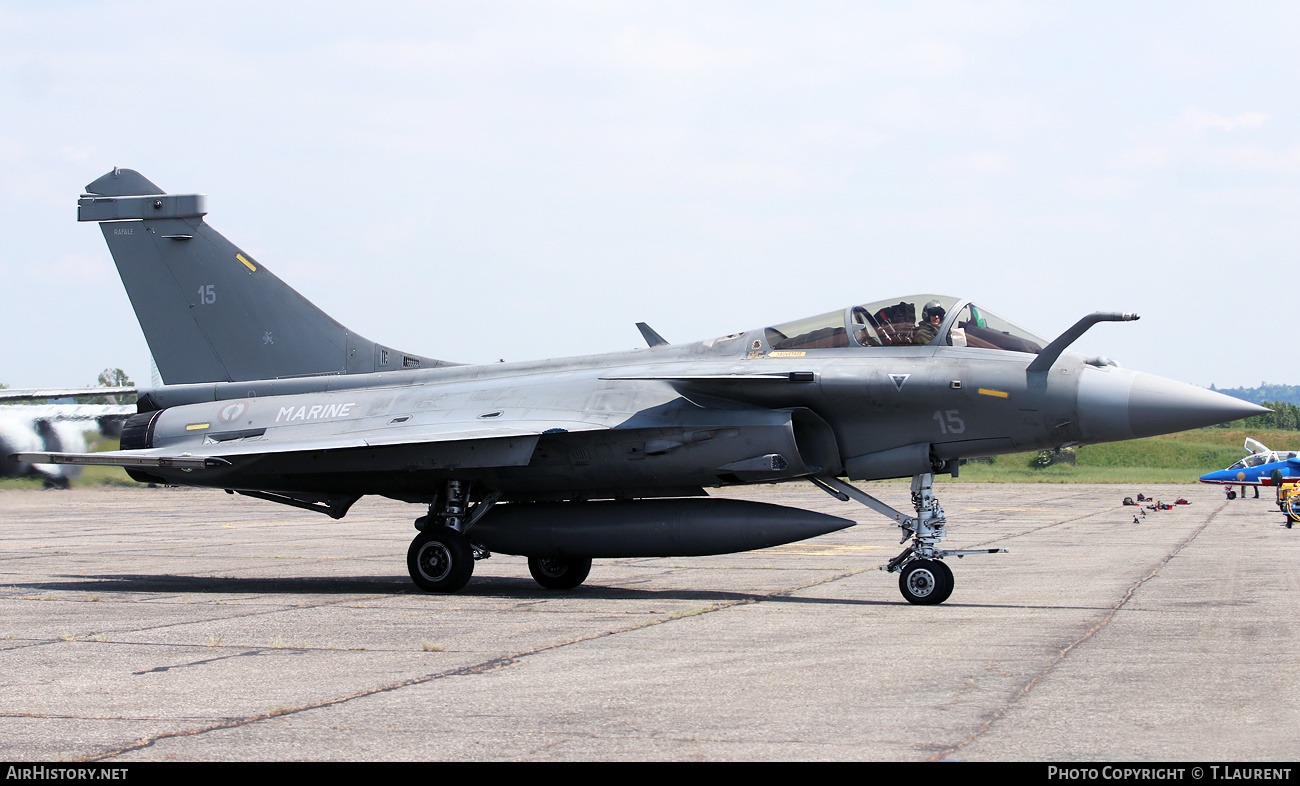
<box><xmin>1211</xmin><ymin>383</ymin><xmax>1300</xmax><ymax>406</ymax></box>
<box><xmin>0</xmin><ymin>368</ymin><xmax>135</xmax><ymax>405</ymax></box>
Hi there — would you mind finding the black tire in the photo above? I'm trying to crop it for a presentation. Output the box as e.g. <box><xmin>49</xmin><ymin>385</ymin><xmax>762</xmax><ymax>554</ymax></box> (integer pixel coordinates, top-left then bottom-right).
<box><xmin>899</xmin><ymin>559</ymin><xmax>953</xmax><ymax>605</ymax></box>
<box><xmin>1227</xmin><ymin>490</ymin><xmax>1237</xmax><ymax>500</ymax></box>
<box><xmin>407</xmin><ymin>528</ymin><xmax>474</xmax><ymax>593</ymax></box>
<box><xmin>527</xmin><ymin>555</ymin><xmax>592</xmax><ymax>590</ymax></box>
<box><xmin>929</xmin><ymin>559</ymin><xmax>954</xmax><ymax>604</ymax></box>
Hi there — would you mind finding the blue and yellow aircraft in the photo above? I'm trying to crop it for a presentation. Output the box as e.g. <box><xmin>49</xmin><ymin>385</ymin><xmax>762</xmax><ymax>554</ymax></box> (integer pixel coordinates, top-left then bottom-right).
<box><xmin>1199</xmin><ymin>438</ymin><xmax>1300</xmax><ymax>489</ymax></box>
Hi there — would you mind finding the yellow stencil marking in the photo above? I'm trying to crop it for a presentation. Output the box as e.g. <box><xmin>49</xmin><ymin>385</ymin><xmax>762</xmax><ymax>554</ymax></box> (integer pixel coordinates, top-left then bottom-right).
<box><xmin>185</xmin><ymin>423</ymin><xmax>210</xmax><ymax>431</ymax></box>
<box><xmin>768</xmin><ymin>351</ymin><xmax>807</xmax><ymax>357</ymax></box>
<box><xmin>236</xmin><ymin>253</ymin><xmax>257</xmax><ymax>272</ymax></box>
<box><xmin>978</xmin><ymin>388</ymin><xmax>1009</xmax><ymax>398</ymax></box>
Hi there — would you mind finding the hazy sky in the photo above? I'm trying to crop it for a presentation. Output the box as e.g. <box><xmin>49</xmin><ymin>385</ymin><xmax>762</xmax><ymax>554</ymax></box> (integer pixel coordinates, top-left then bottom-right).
<box><xmin>2</xmin><ymin>1</ymin><xmax>1297</xmax><ymax>390</ymax></box>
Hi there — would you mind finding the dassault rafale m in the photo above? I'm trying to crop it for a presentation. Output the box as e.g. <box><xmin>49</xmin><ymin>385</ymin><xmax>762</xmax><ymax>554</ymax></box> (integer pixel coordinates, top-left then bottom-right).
<box><xmin>13</xmin><ymin>168</ymin><xmax>1266</xmax><ymax>604</ymax></box>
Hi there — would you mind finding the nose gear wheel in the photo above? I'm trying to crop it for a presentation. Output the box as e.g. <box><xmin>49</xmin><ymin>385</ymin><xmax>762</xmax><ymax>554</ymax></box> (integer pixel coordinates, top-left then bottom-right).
<box><xmin>898</xmin><ymin>559</ymin><xmax>953</xmax><ymax>605</ymax></box>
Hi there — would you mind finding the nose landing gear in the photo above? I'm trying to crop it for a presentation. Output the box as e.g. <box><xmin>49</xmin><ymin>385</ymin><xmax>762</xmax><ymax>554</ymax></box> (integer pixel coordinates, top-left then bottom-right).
<box><xmin>811</xmin><ymin>472</ymin><xmax>1005</xmax><ymax>605</ymax></box>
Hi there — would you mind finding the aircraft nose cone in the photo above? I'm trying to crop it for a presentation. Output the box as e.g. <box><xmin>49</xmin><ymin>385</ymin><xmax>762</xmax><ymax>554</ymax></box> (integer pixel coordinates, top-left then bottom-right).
<box><xmin>1077</xmin><ymin>368</ymin><xmax>1270</xmax><ymax>443</ymax></box>
<box><xmin>1129</xmin><ymin>374</ymin><xmax>1270</xmax><ymax>437</ymax></box>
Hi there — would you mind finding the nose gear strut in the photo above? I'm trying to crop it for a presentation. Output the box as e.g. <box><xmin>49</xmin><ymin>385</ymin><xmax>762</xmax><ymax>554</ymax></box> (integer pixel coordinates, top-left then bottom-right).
<box><xmin>809</xmin><ymin>472</ymin><xmax>1007</xmax><ymax>605</ymax></box>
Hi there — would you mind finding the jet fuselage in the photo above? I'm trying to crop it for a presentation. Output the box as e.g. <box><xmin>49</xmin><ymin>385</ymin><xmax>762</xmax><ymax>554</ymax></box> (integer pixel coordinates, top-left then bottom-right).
<box><xmin>117</xmin><ymin>328</ymin><xmax>1232</xmax><ymax>505</ymax></box>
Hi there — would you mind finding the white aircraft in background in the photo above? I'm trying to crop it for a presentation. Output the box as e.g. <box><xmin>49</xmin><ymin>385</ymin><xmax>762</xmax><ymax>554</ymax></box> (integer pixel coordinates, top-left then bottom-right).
<box><xmin>0</xmin><ymin>386</ymin><xmax>135</xmax><ymax>487</ymax></box>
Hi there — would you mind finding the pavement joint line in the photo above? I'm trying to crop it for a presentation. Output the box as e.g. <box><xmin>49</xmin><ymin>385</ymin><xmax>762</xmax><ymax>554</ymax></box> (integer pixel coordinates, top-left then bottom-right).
<box><xmin>929</xmin><ymin>496</ymin><xmax>1227</xmax><ymax>762</ymax></box>
<box><xmin>4</xmin><ymin>484</ymin><xmax>1260</xmax><ymax>760</ymax></box>
<box><xmin>1</xmin><ymin>591</ymin><xmax>400</xmax><ymax>655</ymax></box>
<box><xmin>76</xmin><ymin>559</ymin><xmax>893</xmax><ymax>762</ymax></box>
<box><xmin>74</xmin><ymin>587</ymin><xmax>813</xmax><ymax>760</ymax></box>
<box><xmin>954</xmin><ymin>505</ymin><xmax>1126</xmax><ymax>552</ymax></box>
<box><xmin>129</xmin><ymin>648</ymin><xmax>283</xmax><ymax>675</ymax></box>
<box><xmin>2</xmin><ymin>712</ymin><xmax>227</xmax><ymax>722</ymax></box>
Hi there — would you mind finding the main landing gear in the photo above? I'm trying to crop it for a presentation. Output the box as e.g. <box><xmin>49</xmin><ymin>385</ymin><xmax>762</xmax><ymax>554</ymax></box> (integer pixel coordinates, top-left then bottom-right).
<box><xmin>407</xmin><ymin>480</ymin><xmax>499</xmax><ymax>593</ymax></box>
<box><xmin>810</xmin><ymin>472</ymin><xmax>1006</xmax><ymax>605</ymax></box>
<box><xmin>405</xmin><ymin>480</ymin><xmax>596</xmax><ymax>593</ymax></box>
<box><xmin>527</xmin><ymin>556</ymin><xmax>593</xmax><ymax>590</ymax></box>
<box><xmin>408</xmin><ymin>527</ymin><xmax>475</xmax><ymax>593</ymax></box>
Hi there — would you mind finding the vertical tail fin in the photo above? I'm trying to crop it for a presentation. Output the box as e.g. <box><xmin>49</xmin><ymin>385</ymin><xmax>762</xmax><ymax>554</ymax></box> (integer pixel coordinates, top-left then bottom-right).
<box><xmin>80</xmin><ymin>168</ymin><xmax>454</xmax><ymax>384</ymax></box>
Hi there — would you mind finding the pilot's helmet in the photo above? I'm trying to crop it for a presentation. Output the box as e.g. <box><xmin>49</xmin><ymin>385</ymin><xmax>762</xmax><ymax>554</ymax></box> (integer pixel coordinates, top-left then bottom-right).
<box><xmin>922</xmin><ymin>300</ymin><xmax>946</xmax><ymax>323</ymax></box>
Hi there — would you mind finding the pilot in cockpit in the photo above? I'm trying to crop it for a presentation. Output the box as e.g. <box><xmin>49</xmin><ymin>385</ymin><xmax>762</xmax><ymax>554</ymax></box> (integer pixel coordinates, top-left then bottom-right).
<box><xmin>913</xmin><ymin>300</ymin><xmax>946</xmax><ymax>345</ymax></box>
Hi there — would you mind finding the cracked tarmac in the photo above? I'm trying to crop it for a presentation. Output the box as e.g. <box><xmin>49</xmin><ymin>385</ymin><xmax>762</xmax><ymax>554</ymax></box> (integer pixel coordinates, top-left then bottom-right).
<box><xmin>0</xmin><ymin>481</ymin><xmax>1295</xmax><ymax>761</ymax></box>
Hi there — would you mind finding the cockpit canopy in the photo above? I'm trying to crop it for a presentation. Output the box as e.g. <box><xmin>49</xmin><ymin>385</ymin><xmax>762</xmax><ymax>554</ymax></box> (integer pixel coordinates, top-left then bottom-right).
<box><xmin>1229</xmin><ymin>451</ymin><xmax>1298</xmax><ymax>471</ymax></box>
<box><xmin>764</xmin><ymin>295</ymin><xmax>1047</xmax><ymax>353</ymax></box>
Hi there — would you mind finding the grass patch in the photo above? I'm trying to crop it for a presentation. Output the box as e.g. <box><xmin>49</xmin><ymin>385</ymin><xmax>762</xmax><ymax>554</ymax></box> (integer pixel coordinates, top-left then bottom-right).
<box><xmin>949</xmin><ymin>428</ymin><xmax>1300</xmax><ymax>484</ymax></box>
<box><xmin>950</xmin><ymin>464</ymin><xmax>1206</xmax><ymax>484</ymax></box>
<box><xmin>80</xmin><ymin>436</ymin><xmax>146</xmax><ymax>487</ymax></box>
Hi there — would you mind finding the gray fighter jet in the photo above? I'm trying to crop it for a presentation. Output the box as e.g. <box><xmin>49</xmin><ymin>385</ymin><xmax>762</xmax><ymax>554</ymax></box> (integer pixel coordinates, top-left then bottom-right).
<box><xmin>13</xmin><ymin>168</ymin><xmax>1267</xmax><ymax>604</ymax></box>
